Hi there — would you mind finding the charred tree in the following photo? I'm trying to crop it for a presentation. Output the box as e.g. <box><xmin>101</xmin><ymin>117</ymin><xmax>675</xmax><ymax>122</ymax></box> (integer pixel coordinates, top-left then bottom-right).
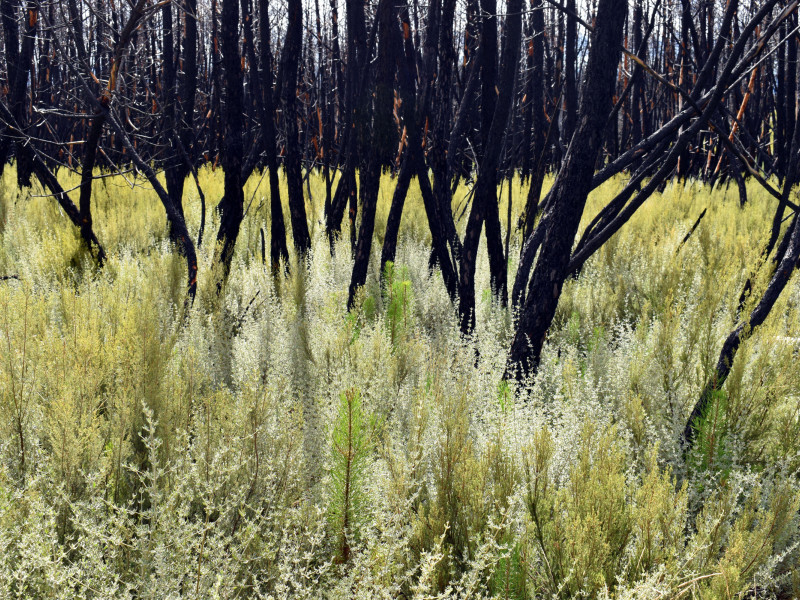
<box><xmin>279</xmin><ymin>0</ymin><xmax>311</xmax><ymax>255</ymax></box>
<box><xmin>214</xmin><ymin>0</ymin><xmax>246</xmax><ymax>282</ymax></box>
<box><xmin>505</xmin><ymin>0</ymin><xmax>626</xmax><ymax>378</ymax></box>
<box><xmin>458</xmin><ymin>0</ymin><xmax>523</xmax><ymax>331</ymax></box>
<box><xmin>347</xmin><ymin>0</ymin><xmax>397</xmax><ymax>309</ymax></box>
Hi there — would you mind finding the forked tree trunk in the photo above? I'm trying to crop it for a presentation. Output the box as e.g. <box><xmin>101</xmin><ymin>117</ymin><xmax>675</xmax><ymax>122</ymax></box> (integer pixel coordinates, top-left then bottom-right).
<box><xmin>458</xmin><ymin>0</ymin><xmax>522</xmax><ymax>331</ymax></box>
<box><xmin>505</xmin><ymin>0</ymin><xmax>626</xmax><ymax>378</ymax></box>
<box><xmin>379</xmin><ymin>0</ymin><xmax>457</xmax><ymax>299</ymax></box>
<box><xmin>347</xmin><ymin>0</ymin><xmax>397</xmax><ymax>309</ymax></box>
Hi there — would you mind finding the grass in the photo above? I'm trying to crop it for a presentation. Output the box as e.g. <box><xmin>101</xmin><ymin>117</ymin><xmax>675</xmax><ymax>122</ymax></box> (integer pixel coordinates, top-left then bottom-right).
<box><xmin>0</xmin><ymin>164</ymin><xmax>799</xmax><ymax>598</ymax></box>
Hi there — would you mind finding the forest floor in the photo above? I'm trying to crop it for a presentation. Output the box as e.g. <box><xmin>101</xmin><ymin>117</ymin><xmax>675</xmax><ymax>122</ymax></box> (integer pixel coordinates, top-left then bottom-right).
<box><xmin>1</xmin><ymin>167</ymin><xmax>799</xmax><ymax>598</ymax></box>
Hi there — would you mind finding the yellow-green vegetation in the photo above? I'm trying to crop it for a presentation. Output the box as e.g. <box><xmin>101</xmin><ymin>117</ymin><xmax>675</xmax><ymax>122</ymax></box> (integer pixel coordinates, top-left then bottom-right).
<box><xmin>0</xmin><ymin>165</ymin><xmax>799</xmax><ymax>598</ymax></box>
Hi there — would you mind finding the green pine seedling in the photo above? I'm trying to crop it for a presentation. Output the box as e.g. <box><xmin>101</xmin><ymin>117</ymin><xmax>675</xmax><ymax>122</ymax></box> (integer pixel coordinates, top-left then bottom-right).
<box><xmin>329</xmin><ymin>388</ymin><xmax>373</xmax><ymax>564</ymax></box>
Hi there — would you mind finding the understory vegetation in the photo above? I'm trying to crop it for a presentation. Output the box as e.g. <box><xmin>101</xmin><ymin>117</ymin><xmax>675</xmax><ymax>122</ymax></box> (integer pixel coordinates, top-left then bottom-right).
<box><xmin>1</xmin><ymin>167</ymin><xmax>799</xmax><ymax>598</ymax></box>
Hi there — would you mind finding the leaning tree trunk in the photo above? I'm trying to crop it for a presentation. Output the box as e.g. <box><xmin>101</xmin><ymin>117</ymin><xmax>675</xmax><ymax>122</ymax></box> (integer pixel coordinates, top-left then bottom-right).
<box><xmin>45</xmin><ymin>19</ymin><xmax>199</xmax><ymax>299</ymax></box>
<box><xmin>505</xmin><ymin>0</ymin><xmax>627</xmax><ymax>379</ymax></box>
<box><xmin>682</xmin><ymin>79</ymin><xmax>800</xmax><ymax>451</ymax></box>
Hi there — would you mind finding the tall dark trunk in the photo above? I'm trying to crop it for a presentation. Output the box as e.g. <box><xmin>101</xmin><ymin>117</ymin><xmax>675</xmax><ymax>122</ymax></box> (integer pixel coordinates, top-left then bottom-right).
<box><xmin>380</xmin><ymin>0</ymin><xmax>419</xmax><ymax>275</ymax></box>
<box><xmin>279</xmin><ymin>0</ymin><xmax>311</xmax><ymax>255</ymax></box>
<box><xmin>0</xmin><ymin>102</ymin><xmax>106</xmax><ymax>261</ymax></box>
<box><xmin>676</xmin><ymin>0</ymin><xmax>695</xmax><ymax>178</ymax></box>
<box><xmin>162</xmin><ymin>1</ymin><xmax>182</xmax><ymax>213</ymax></box>
<box><xmin>257</xmin><ymin>0</ymin><xmax>289</xmax><ymax>272</ymax></box>
<box><xmin>506</xmin><ymin>0</ymin><xmax>626</xmax><ymax>378</ymax></box>
<box><xmin>214</xmin><ymin>0</ymin><xmax>246</xmax><ymax>281</ymax></box>
<box><xmin>379</xmin><ymin>0</ymin><xmax>458</xmax><ymax>299</ymax></box>
<box><xmin>630</xmin><ymin>0</ymin><xmax>645</xmax><ymax>145</ymax></box>
<box><xmin>347</xmin><ymin>0</ymin><xmax>397</xmax><ymax>309</ymax></box>
<box><xmin>521</xmin><ymin>0</ymin><xmax>547</xmax><ymax>238</ymax></box>
<box><xmin>478</xmin><ymin>0</ymin><xmax>497</xmax><ymax>156</ymax></box>
<box><xmin>75</xmin><ymin>0</ymin><xmax>150</xmax><ymax>263</ymax></box>
<box><xmin>0</xmin><ymin>0</ymin><xmax>20</xmax><ymax>175</ymax></box>
<box><xmin>562</xmin><ymin>0</ymin><xmax>577</xmax><ymax>143</ymax></box>
<box><xmin>180</xmin><ymin>0</ymin><xmax>201</xmax><ymax>243</ymax></box>
<box><xmin>6</xmin><ymin>0</ymin><xmax>37</xmax><ymax>187</ymax></box>
<box><xmin>784</xmin><ymin>10</ymin><xmax>797</xmax><ymax>176</ymax></box>
<box><xmin>326</xmin><ymin>0</ymin><xmax>368</xmax><ymax>247</ymax></box>
<box><xmin>458</xmin><ymin>0</ymin><xmax>523</xmax><ymax>330</ymax></box>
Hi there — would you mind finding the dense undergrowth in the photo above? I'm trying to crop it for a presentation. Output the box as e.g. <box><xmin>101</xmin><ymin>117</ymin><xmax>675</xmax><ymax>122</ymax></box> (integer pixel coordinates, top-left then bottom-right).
<box><xmin>1</xmin><ymin>165</ymin><xmax>799</xmax><ymax>598</ymax></box>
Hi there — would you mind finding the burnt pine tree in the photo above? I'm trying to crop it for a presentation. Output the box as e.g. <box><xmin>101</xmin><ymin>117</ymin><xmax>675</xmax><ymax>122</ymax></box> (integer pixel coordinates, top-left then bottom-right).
<box><xmin>347</xmin><ymin>0</ymin><xmax>398</xmax><ymax>310</ymax></box>
<box><xmin>258</xmin><ymin>0</ymin><xmax>290</xmax><ymax>272</ymax></box>
<box><xmin>506</xmin><ymin>0</ymin><xmax>627</xmax><ymax>378</ymax></box>
<box><xmin>214</xmin><ymin>0</ymin><xmax>246</xmax><ymax>283</ymax></box>
<box><xmin>279</xmin><ymin>0</ymin><xmax>312</xmax><ymax>255</ymax></box>
<box><xmin>458</xmin><ymin>0</ymin><xmax>523</xmax><ymax>331</ymax></box>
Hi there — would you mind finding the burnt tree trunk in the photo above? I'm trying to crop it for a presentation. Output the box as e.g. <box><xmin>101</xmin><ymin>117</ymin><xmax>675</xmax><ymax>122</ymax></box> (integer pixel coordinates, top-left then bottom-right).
<box><xmin>380</xmin><ymin>0</ymin><xmax>458</xmax><ymax>299</ymax></box>
<box><xmin>347</xmin><ymin>0</ymin><xmax>397</xmax><ymax>309</ymax></box>
<box><xmin>214</xmin><ymin>0</ymin><xmax>246</xmax><ymax>283</ymax></box>
<box><xmin>256</xmin><ymin>0</ymin><xmax>289</xmax><ymax>272</ymax></box>
<box><xmin>505</xmin><ymin>0</ymin><xmax>626</xmax><ymax>378</ymax></box>
<box><xmin>521</xmin><ymin>0</ymin><xmax>547</xmax><ymax>237</ymax></box>
<box><xmin>0</xmin><ymin>0</ymin><xmax>20</xmax><ymax>176</ymax></box>
<box><xmin>562</xmin><ymin>0</ymin><xmax>577</xmax><ymax>143</ymax></box>
<box><xmin>683</xmin><ymin>74</ymin><xmax>800</xmax><ymax>451</ymax></box>
<box><xmin>458</xmin><ymin>0</ymin><xmax>523</xmax><ymax>331</ymax></box>
<box><xmin>75</xmin><ymin>0</ymin><xmax>150</xmax><ymax>263</ymax></box>
<box><xmin>327</xmin><ymin>0</ymin><xmax>368</xmax><ymax>247</ymax></box>
<box><xmin>14</xmin><ymin>0</ymin><xmax>38</xmax><ymax>186</ymax></box>
<box><xmin>279</xmin><ymin>0</ymin><xmax>311</xmax><ymax>255</ymax></box>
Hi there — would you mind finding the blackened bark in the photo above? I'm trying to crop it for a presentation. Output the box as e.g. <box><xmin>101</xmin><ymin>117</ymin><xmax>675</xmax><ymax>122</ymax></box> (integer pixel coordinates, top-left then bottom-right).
<box><xmin>505</xmin><ymin>0</ymin><xmax>626</xmax><ymax>378</ymax></box>
<box><xmin>429</xmin><ymin>0</ymin><xmax>460</xmax><ymax>271</ymax></box>
<box><xmin>0</xmin><ymin>0</ymin><xmax>20</xmax><ymax>174</ymax></box>
<box><xmin>630</xmin><ymin>0</ymin><xmax>645</xmax><ymax>145</ymax></box>
<box><xmin>327</xmin><ymin>0</ymin><xmax>368</xmax><ymax>245</ymax></box>
<box><xmin>478</xmin><ymin>0</ymin><xmax>497</xmax><ymax>155</ymax></box>
<box><xmin>75</xmin><ymin>0</ymin><xmax>150</xmax><ymax>263</ymax></box>
<box><xmin>0</xmin><ymin>100</ymin><xmax>105</xmax><ymax>259</ymax></box>
<box><xmin>181</xmin><ymin>0</ymin><xmax>201</xmax><ymax>242</ymax></box>
<box><xmin>683</xmin><ymin>157</ymin><xmax>800</xmax><ymax>451</ymax></box>
<box><xmin>162</xmin><ymin>1</ymin><xmax>182</xmax><ymax>215</ymax></box>
<box><xmin>380</xmin><ymin>0</ymin><xmax>458</xmax><ymax>298</ymax></box>
<box><xmin>566</xmin><ymin>0</ymin><xmax>772</xmax><ymax>280</ymax></box>
<box><xmin>7</xmin><ymin>0</ymin><xmax>37</xmax><ymax>187</ymax></box>
<box><xmin>214</xmin><ymin>0</ymin><xmax>246</xmax><ymax>281</ymax></box>
<box><xmin>380</xmin><ymin>0</ymin><xmax>419</xmax><ymax>276</ymax></box>
<box><xmin>279</xmin><ymin>0</ymin><xmax>311</xmax><ymax>255</ymax></box>
<box><xmin>347</xmin><ymin>0</ymin><xmax>397</xmax><ymax>309</ymax></box>
<box><xmin>562</xmin><ymin>0</ymin><xmax>577</xmax><ymax>143</ymax></box>
<box><xmin>458</xmin><ymin>0</ymin><xmax>523</xmax><ymax>331</ymax></box>
<box><xmin>521</xmin><ymin>0</ymin><xmax>547</xmax><ymax>238</ymax></box>
<box><xmin>257</xmin><ymin>0</ymin><xmax>289</xmax><ymax>272</ymax></box>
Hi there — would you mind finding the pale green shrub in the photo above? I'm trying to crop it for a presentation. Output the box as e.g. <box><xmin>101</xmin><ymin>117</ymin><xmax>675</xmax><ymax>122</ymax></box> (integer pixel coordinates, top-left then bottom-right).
<box><xmin>0</xmin><ymin>165</ymin><xmax>798</xmax><ymax>598</ymax></box>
